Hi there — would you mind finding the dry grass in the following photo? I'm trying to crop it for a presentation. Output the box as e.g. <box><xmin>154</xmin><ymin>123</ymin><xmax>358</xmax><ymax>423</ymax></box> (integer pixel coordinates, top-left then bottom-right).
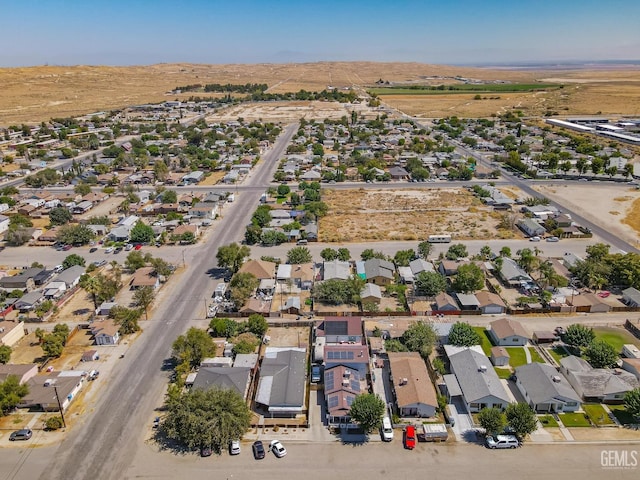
<box><xmin>622</xmin><ymin>197</ymin><xmax>640</xmax><ymax>235</ymax></box>
<box><xmin>199</xmin><ymin>171</ymin><xmax>227</xmax><ymax>186</ymax></box>
<box><xmin>319</xmin><ymin>188</ymin><xmax>503</xmax><ymax>242</ymax></box>
<box><xmin>2</xmin><ymin>62</ymin><xmax>639</xmax><ymax>124</ymax></box>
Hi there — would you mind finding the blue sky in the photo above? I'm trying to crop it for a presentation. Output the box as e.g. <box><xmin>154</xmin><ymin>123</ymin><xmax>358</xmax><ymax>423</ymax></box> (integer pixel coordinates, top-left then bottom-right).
<box><xmin>1</xmin><ymin>0</ymin><xmax>638</xmax><ymax>66</ymax></box>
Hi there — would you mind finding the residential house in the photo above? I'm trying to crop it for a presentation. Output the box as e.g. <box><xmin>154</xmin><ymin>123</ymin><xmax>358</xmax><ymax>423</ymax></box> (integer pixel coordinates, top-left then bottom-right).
<box><xmin>568</xmin><ymin>293</ymin><xmax>611</xmax><ymax>313</ymax></box>
<box><xmin>0</xmin><ymin>364</ymin><xmax>38</xmax><ymax>384</ymax></box>
<box><xmin>19</xmin><ymin>372</ymin><xmax>84</xmax><ymax>411</ymax></box>
<box><xmin>172</xmin><ymin>224</ymin><xmax>200</xmax><ymax>240</ymax></box>
<box><xmin>622</xmin><ymin>287</ymin><xmax>640</xmax><ymax>307</ymax></box>
<box><xmin>324</xmin><ymin>365</ymin><xmax>365</xmax><ymax>428</ymax></box>
<box><xmin>475</xmin><ymin>291</ymin><xmax>507</xmax><ymax>314</ymax></box>
<box><xmin>490</xmin><ymin>346</ymin><xmax>510</xmax><ymax>367</ymax></box>
<box><xmin>96</xmin><ymin>301</ymin><xmax>117</xmax><ymax>316</ymax></box>
<box><xmin>409</xmin><ymin>259</ymin><xmax>435</xmax><ymax>276</ymax></box>
<box><xmin>364</xmin><ymin>258</ymin><xmax>395</xmax><ymax>285</ymax></box>
<box><xmin>0</xmin><ymin>320</ymin><xmax>26</xmax><ymax>347</ymax></box>
<box><xmin>240</xmin><ymin>298</ymin><xmax>271</xmax><ymax>315</ymax></box>
<box><xmin>0</xmin><ymin>268</ymin><xmax>44</xmax><ymax>291</ymax></box>
<box><xmin>281</xmin><ymin>297</ymin><xmax>301</xmax><ymax>315</ymax></box>
<box><xmin>81</xmin><ymin>350</ymin><xmax>99</xmax><ymax>362</ymax></box>
<box><xmin>238</xmin><ymin>259</ymin><xmax>276</xmax><ymax>280</ymax></box>
<box><xmin>316</xmin><ymin>317</ymin><xmax>363</xmax><ymax>344</ymax></box>
<box><xmin>497</xmin><ymin>257</ymin><xmax>533</xmax><ymax>287</ymax></box>
<box><xmin>397</xmin><ymin>266</ymin><xmax>414</xmax><ymax>284</ymax></box>
<box><xmin>560</xmin><ymin>356</ymin><xmax>639</xmax><ymax>404</ymax></box>
<box><xmin>15</xmin><ymin>291</ymin><xmax>44</xmax><ymax>311</ymax></box>
<box><xmin>0</xmin><ymin>215</ymin><xmax>9</xmax><ymax>234</ymax></box>
<box><xmin>456</xmin><ymin>293</ymin><xmax>480</xmax><ymax>311</ymax></box>
<box><xmin>360</xmin><ymin>283</ymin><xmax>382</xmax><ymax>305</ymax></box>
<box><xmin>438</xmin><ymin>260</ymin><xmax>460</xmax><ymax>276</ymax></box>
<box><xmin>518</xmin><ymin>218</ymin><xmax>546</xmax><ymax>237</ymax></box>
<box><xmin>389</xmin><ymin>166</ymin><xmax>410</xmax><ymax>180</ymax></box>
<box><xmin>43</xmin><ymin>281</ymin><xmax>66</xmax><ymax>299</ymax></box>
<box><xmin>514</xmin><ymin>363</ymin><xmax>581</xmax><ymax>413</ymax></box>
<box><xmin>277</xmin><ymin>263</ymin><xmax>314</xmax><ymax>290</ymax></box>
<box><xmin>324</xmin><ymin>344</ymin><xmax>370</xmax><ymax>376</ymax></box>
<box><xmin>255</xmin><ymin>347</ymin><xmax>307</xmax><ymax>417</ymax></box>
<box><xmin>488</xmin><ymin>318</ymin><xmax>529</xmax><ymax>346</ymax></box>
<box><xmin>192</xmin><ymin>367</ymin><xmax>252</xmax><ymax>400</ymax></box>
<box><xmin>433</xmin><ymin>292</ymin><xmax>459</xmax><ymax>312</ymax></box>
<box><xmin>91</xmin><ymin>319</ymin><xmax>120</xmax><ymax>345</ymax></box>
<box><xmin>189</xmin><ymin>202</ymin><xmax>218</xmax><ymax>219</ymax></box>
<box><xmin>181</xmin><ymin>171</ymin><xmax>204</xmax><ymax>184</ymax></box>
<box><xmin>388</xmin><ymin>352</ymin><xmax>437</xmax><ymax>418</ymax></box>
<box><xmin>445</xmin><ymin>348</ymin><xmax>511</xmax><ymax>412</ymax></box>
<box><xmin>130</xmin><ymin>266</ymin><xmax>159</xmax><ymax>289</ymax></box>
<box><xmin>323</xmin><ymin>260</ymin><xmax>351</xmax><ymax>281</ymax></box>
<box><xmin>56</xmin><ymin>265</ymin><xmax>85</xmax><ymax>289</ymax></box>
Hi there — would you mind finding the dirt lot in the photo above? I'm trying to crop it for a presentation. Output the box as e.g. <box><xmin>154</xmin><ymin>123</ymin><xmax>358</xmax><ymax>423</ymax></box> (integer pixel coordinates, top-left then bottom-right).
<box><xmin>9</xmin><ymin>331</ymin><xmax>45</xmax><ymax>364</ymax></box>
<box><xmin>533</xmin><ymin>183</ymin><xmax>640</xmax><ymax>249</ymax></box>
<box><xmin>320</xmin><ymin>187</ymin><xmax>509</xmax><ymax>242</ymax></box>
<box><xmin>207</xmin><ymin>100</ymin><xmax>353</xmax><ymax>124</ymax></box>
<box><xmin>265</xmin><ymin>326</ymin><xmax>310</xmax><ymax>348</ymax></box>
<box><xmin>77</xmin><ymin>196</ymin><xmax>123</xmax><ymax>220</ymax></box>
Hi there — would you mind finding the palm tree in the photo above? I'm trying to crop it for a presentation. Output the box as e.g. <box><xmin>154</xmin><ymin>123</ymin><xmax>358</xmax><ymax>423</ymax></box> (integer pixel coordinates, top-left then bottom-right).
<box><xmin>81</xmin><ymin>275</ymin><xmax>101</xmax><ymax>310</ymax></box>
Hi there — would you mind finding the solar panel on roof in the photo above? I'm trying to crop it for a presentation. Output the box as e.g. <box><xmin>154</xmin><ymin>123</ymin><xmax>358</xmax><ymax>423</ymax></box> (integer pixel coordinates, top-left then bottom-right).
<box><xmin>325</xmin><ymin>371</ymin><xmax>334</xmax><ymax>389</ymax></box>
<box><xmin>328</xmin><ymin>396</ymin><xmax>339</xmax><ymax>408</ymax></box>
<box><xmin>351</xmin><ymin>380</ymin><xmax>360</xmax><ymax>391</ymax></box>
<box><xmin>324</xmin><ymin>321</ymin><xmax>348</xmax><ymax>336</ymax></box>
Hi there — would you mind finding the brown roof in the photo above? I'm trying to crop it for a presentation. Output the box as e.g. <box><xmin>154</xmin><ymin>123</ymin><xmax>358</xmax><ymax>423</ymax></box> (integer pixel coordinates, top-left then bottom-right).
<box><xmin>289</xmin><ymin>263</ymin><xmax>314</xmax><ymax>282</ymax></box>
<box><xmin>491</xmin><ymin>346</ymin><xmax>510</xmax><ymax>358</ymax></box>
<box><xmin>317</xmin><ymin>317</ymin><xmax>363</xmax><ymax>338</ymax></box>
<box><xmin>490</xmin><ymin>318</ymin><xmax>529</xmax><ymax>340</ymax></box>
<box><xmin>91</xmin><ymin>319</ymin><xmax>120</xmax><ymax>338</ymax></box>
<box><xmin>475</xmin><ymin>291</ymin><xmax>506</xmax><ymax>308</ymax></box>
<box><xmin>388</xmin><ymin>352</ymin><xmax>437</xmax><ymax>409</ymax></box>
<box><xmin>0</xmin><ymin>363</ymin><xmax>38</xmax><ymax>384</ymax></box>
<box><xmin>238</xmin><ymin>259</ymin><xmax>276</xmax><ymax>280</ymax></box>
<box><xmin>130</xmin><ymin>266</ymin><xmax>157</xmax><ymax>287</ymax></box>
<box><xmin>172</xmin><ymin>224</ymin><xmax>198</xmax><ymax>236</ymax></box>
<box><xmin>240</xmin><ymin>298</ymin><xmax>271</xmax><ymax>314</ymax></box>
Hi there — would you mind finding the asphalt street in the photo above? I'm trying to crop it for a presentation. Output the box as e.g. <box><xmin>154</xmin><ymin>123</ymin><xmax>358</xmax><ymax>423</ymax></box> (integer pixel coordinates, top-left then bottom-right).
<box><xmin>28</xmin><ymin>122</ymin><xmax>299</xmax><ymax>480</ymax></box>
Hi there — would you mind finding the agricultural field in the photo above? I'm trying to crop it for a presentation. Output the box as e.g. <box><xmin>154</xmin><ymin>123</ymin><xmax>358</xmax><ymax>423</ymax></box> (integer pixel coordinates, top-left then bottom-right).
<box><xmin>319</xmin><ymin>188</ymin><xmax>508</xmax><ymax>243</ymax></box>
<box><xmin>368</xmin><ymin>83</ymin><xmax>561</xmax><ymax>95</ymax></box>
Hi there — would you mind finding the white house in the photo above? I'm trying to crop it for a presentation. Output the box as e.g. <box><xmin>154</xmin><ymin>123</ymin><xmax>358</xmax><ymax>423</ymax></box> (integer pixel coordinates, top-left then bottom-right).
<box><xmin>488</xmin><ymin>318</ymin><xmax>529</xmax><ymax>346</ymax></box>
<box><xmin>515</xmin><ymin>363</ymin><xmax>581</xmax><ymax>413</ymax></box>
<box><xmin>0</xmin><ymin>214</ymin><xmax>10</xmax><ymax>234</ymax></box>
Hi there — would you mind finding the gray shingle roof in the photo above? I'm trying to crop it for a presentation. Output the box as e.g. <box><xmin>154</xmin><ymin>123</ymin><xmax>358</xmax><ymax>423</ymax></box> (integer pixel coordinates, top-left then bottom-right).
<box><xmin>256</xmin><ymin>348</ymin><xmax>306</xmax><ymax>410</ymax></box>
<box><xmin>448</xmin><ymin>349</ymin><xmax>510</xmax><ymax>404</ymax></box>
<box><xmin>515</xmin><ymin>363</ymin><xmax>580</xmax><ymax>404</ymax></box>
<box><xmin>192</xmin><ymin>367</ymin><xmax>252</xmax><ymax>397</ymax></box>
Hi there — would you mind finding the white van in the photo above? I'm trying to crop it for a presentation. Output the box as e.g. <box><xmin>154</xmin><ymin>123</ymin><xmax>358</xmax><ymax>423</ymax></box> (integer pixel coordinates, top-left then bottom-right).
<box><xmin>381</xmin><ymin>417</ymin><xmax>394</xmax><ymax>442</ymax></box>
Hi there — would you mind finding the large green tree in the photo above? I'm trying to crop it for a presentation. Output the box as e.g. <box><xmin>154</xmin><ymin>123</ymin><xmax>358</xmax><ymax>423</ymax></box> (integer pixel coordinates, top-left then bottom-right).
<box><xmin>402</xmin><ymin>320</ymin><xmax>436</xmax><ymax>358</ymax></box>
<box><xmin>0</xmin><ymin>375</ymin><xmax>30</xmax><ymax>416</ymax></box>
<box><xmin>445</xmin><ymin>243</ymin><xmax>468</xmax><ymax>260</ymax></box>
<box><xmin>563</xmin><ymin>324</ymin><xmax>595</xmax><ymax>349</ymax></box>
<box><xmin>129</xmin><ymin>221</ymin><xmax>155</xmax><ymax>244</ymax></box>
<box><xmin>161</xmin><ymin>387</ymin><xmax>251</xmax><ymax>453</ymax></box>
<box><xmin>109</xmin><ymin>306</ymin><xmax>142</xmax><ymax>335</ymax></box>
<box><xmin>133</xmin><ymin>285</ymin><xmax>155</xmax><ymax>320</ymax></box>
<box><xmin>584</xmin><ymin>339</ymin><xmax>618</xmax><ymax>368</ymax></box>
<box><xmin>216</xmin><ymin>243</ymin><xmax>251</xmax><ymax>274</ymax></box>
<box><xmin>0</xmin><ymin>345</ymin><xmax>12</xmax><ymax>364</ymax></box>
<box><xmin>348</xmin><ymin>393</ymin><xmax>385</xmax><ymax>433</ymax></box>
<box><xmin>229</xmin><ymin>272</ymin><xmax>259</xmax><ymax>308</ymax></box>
<box><xmin>624</xmin><ymin>388</ymin><xmax>640</xmax><ymax>421</ymax></box>
<box><xmin>49</xmin><ymin>207</ymin><xmax>73</xmax><ymax>226</ymax></box>
<box><xmin>57</xmin><ymin>224</ymin><xmax>96</xmax><ymax>245</ymax></box>
<box><xmin>172</xmin><ymin>327</ymin><xmax>217</xmax><ymax>369</ymax></box>
<box><xmin>414</xmin><ymin>271</ymin><xmax>447</xmax><ymax>296</ymax></box>
<box><xmin>286</xmin><ymin>246</ymin><xmax>312</xmax><ymax>264</ymax></box>
<box><xmin>478</xmin><ymin>407</ymin><xmax>506</xmax><ymax>437</ymax></box>
<box><xmin>62</xmin><ymin>254</ymin><xmax>86</xmax><ymax>269</ymax></box>
<box><xmin>505</xmin><ymin>403</ymin><xmax>537</xmax><ymax>440</ymax></box>
<box><xmin>448</xmin><ymin>322</ymin><xmax>482</xmax><ymax>347</ymax></box>
<box><xmin>452</xmin><ymin>263</ymin><xmax>485</xmax><ymax>293</ymax></box>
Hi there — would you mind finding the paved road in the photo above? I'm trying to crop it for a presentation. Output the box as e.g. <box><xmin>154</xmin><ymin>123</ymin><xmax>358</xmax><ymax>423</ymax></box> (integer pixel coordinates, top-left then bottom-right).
<box><xmin>123</xmin><ymin>440</ymin><xmax>639</xmax><ymax>480</ymax></box>
<box><xmin>35</xmin><ymin>123</ymin><xmax>298</xmax><ymax>480</ymax></box>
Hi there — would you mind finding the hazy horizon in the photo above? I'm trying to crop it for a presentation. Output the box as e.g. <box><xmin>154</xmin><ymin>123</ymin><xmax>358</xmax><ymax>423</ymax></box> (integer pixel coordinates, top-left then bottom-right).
<box><xmin>1</xmin><ymin>0</ymin><xmax>639</xmax><ymax>68</ymax></box>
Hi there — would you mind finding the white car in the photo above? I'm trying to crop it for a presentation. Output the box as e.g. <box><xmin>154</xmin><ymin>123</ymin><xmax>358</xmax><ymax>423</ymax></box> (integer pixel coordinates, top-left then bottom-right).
<box><xmin>529</xmin><ymin>236</ymin><xmax>541</xmax><ymax>242</ymax></box>
<box><xmin>270</xmin><ymin>440</ymin><xmax>287</xmax><ymax>458</ymax></box>
<box><xmin>104</xmin><ymin>247</ymin><xmax>114</xmax><ymax>253</ymax></box>
<box><xmin>230</xmin><ymin>439</ymin><xmax>241</xmax><ymax>455</ymax></box>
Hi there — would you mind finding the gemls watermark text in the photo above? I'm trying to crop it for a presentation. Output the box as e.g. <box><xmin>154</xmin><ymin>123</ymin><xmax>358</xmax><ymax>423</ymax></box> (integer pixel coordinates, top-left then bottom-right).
<box><xmin>601</xmin><ymin>450</ymin><xmax>638</xmax><ymax>469</ymax></box>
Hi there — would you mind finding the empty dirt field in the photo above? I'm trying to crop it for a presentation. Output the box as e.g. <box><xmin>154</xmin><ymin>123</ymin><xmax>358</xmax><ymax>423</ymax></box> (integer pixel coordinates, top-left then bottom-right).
<box><xmin>206</xmin><ymin>100</ymin><xmax>354</xmax><ymax>123</ymax></box>
<box><xmin>533</xmin><ymin>183</ymin><xmax>640</xmax><ymax>249</ymax></box>
<box><xmin>319</xmin><ymin>188</ymin><xmax>509</xmax><ymax>242</ymax></box>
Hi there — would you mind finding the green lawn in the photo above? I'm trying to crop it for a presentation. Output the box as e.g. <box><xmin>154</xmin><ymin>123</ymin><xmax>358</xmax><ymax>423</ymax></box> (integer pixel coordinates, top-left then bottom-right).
<box><xmin>583</xmin><ymin>404</ymin><xmax>615</xmax><ymax>426</ymax></box>
<box><xmin>473</xmin><ymin>327</ymin><xmax>494</xmax><ymax>356</ymax></box>
<box><xmin>528</xmin><ymin>347</ymin><xmax>545</xmax><ymax>363</ymax></box>
<box><xmin>276</xmin><ymin>196</ymin><xmax>286</xmax><ymax>204</ymax></box>
<box><xmin>494</xmin><ymin>367</ymin><xmax>512</xmax><ymax>379</ymax></box>
<box><xmin>539</xmin><ymin>415</ymin><xmax>559</xmax><ymax>428</ymax></box>
<box><xmin>592</xmin><ymin>327</ymin><xmax>639</xmax><ymax>353</ymax></box>
<box><xmin>506</xmin><ymin>347</ymin><xmax>528</xmax><ymax>368</ymax></box>
<box><xmin>549</xmin><ymin>345</ymin><xmax>571</xmax><ymax>364</ymax></box>
<box><xmin>608</xmin><ymin>405</ymin><xmax>637</xmax><ymax>425</ymax></box>
<box><xmin>559</xmin><ymin>412</ymin><xmax>592</xmax><ymax>427</ymax></box>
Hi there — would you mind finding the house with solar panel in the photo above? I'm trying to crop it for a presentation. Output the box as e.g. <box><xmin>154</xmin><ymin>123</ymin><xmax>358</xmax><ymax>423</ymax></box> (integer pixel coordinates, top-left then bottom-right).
<box><xmin>324</xmin><ymin>365</ymin><xmax>366</xmax><ymax>429</ymax></box>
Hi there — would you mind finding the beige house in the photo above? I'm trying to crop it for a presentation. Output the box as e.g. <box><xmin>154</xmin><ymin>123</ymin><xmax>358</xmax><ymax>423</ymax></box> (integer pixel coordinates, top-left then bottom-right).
<box><xmin>0</xmin><ymin>320</ymin><xmax>25</xmax><ymax>347</ymax></box>
<box><xmin>388</xmin><ymin>352</ymin><xmax>437</xmax><ymax>418</ymax></box>
<box><xmin>488</xmin><ymin>318</ymin><xmax>529</xmax><ymax>346</ymax></box>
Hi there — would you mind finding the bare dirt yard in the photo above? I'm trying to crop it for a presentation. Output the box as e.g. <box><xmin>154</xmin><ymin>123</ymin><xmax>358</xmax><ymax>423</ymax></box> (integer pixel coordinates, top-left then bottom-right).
<box><xmin>265</xmin><ymin>326</ymin><xmax>310</xmax><ymax>348</ymax></box>
<box><xmin>533</xmin><ymin>183</ymin><xmax>640</xmax><ymax>249</ymax></box>
<box><xmin>319</xmin><ymin>187</ymin><xmax>509</xmax><ymax>242</ymax></box>
<box><xmin>206</xmin><ymin>100</ymin><xmax>353</xmax><ymax>124</ymax></box>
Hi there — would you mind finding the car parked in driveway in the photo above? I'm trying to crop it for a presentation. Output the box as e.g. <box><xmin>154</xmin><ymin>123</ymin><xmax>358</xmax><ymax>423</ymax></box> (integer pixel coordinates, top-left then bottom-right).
<box><xmin>9</xmin><ymin>429</ymin><xmax>32</xmax><ymax>441</ymax></box>
<box><xmin>270</xmin><ymin>440</ymin><xmax>287</xmax><ymax>458</ymax></box>
<box><xmin>252</xmin><ymin>440</ymin><xmax>265</xmax><ymax>459</ymax></box>
<box><xmin>403</xmin><ymin>425</ymin><xmax>416</xmax><ymax>450</ymax></box>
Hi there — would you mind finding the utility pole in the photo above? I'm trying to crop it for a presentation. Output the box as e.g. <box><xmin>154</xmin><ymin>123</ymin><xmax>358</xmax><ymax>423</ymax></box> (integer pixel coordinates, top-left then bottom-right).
<box><xmin>53</xmin><ymin>385</ymin><xmax>66</xmax><ymax>428</ymax></box>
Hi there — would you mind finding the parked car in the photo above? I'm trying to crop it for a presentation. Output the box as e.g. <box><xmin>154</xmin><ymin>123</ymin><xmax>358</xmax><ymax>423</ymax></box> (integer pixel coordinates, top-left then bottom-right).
<box><xmin>200</xmin><ymin>446</ymin><xmax>212</xmax><ymax>457</ymax></box>
<box><xmin>546</xmin><ymin>236</ymin><xmax>560</xmax><ymax>242</ymax></box>
<box><xmin>89</xmin><ymin>247</ymin><xmax>98</xmax><ymax>253</ymax></box>
<box><xmin>598</xmin><ymin>291</ymin><xmax>610</xmax><ymax>298</ymax></box>
<box><xmin>529</xmin><ymin>236</ymin><xmax>541</xmax><ymax>242</ymax></box>
<box><xmin>270</xmin><ymin>440</ymin><xmax>287</xmax><ymax>458</ymax></box>
<box><xmin>554</xmin><ymin>326</ymin><xmax>566</xmax><ymax>336</ymax></box>
<box><xmin>104</xmin><ymin>247</ymin><xmax>114</xmax><ymax>253</ymax></box>
<box><xmin>311</xmin><ymin>365</ymin><xmax>322</xmax><ymax>383</ymax></box>
<box><xmin>403</xmin><ymin>425</ymin><xmax>416</xmax><ymax>450</ymax></box>
<box><xmin>134</xmin><ymin>244</ymin><xmax>143</xmax><ymax>250</ymax></box>
<box><xmin>9</xmin><ymin>429</ymin><xmax>32</xmax><ymax>441</ymax></box>
<box><xmin>252</xmin><ymin>440</ymin><xmax>265</xmax><ymax>459</ymax></box>
<box><xmin>381</xmin><ymin>416</ymin><xmax>394</xmax><ymax>442</ymax></box>
<box><xmin>230</xmin><ymin>439</ymin><xmax>241</xmax><ymax>455</ymax></box>
<box><xmin>153</xmin><ymin>417</ymin><xmax>160</xmax><ymax>429</ymax></box>
<box><xmin>125</xmin><ymin>244</ymin><xmax>133</xmax><ymax>251</ymax></box>
<box><xmin>63</xmin><ymin>244</ymin><xmax>72</xmax><ymax>251</ymax></box>
<box><xmin>114</xmin><ymin>246</ymin><xmax>123</xmax><ymax>254</ymax></box>
<box><xmin>485</xmin><ymin>434</ymin><xmax>520</xmax><ymax>449</ymax></box>
<box><xmin>53</xmin><ymin>265</ymin><xmax>64</xmax><ymax>273</ymax></box>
